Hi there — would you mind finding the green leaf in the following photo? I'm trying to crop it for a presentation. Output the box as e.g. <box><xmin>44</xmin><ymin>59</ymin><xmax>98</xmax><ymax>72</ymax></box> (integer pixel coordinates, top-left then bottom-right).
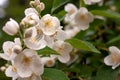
<box><xmin>42</xmin><ymin>68</ymin><xmax>69</xmax><ymax>80</ymax></box>
<box><xmin>92</xmin><ymin>65</ymin><xmax>120</xmax><ymax>80</ymax></box>
<box><xmin>65</xmin><ymin>38</ymin><xmax>100</xmax><ymax>53</ymax></box>
<box><xmin>107</xmin><ymin>36</ymin><xmax>120</xmax><ymax>45</ymax></box>
<box><xmin>53</xmin><ymin>10</ymin><xmax>66</xmax><ymax>21</ymax></box>
<box><xmin>37</xmin><ymin>46</ymin><xmax>58</xmax><ymax>55</ymax></box>
<box><xmin>41</xmin><ymin>0</ymin><xmax>54</xmax><ymax>15</ymax></box>
<box><xmin>51</xmin><ymin>0</ymin><xmax>70</xmax><ymax>13</ymax></box>
<box><xmin>91</xmin><ymin>10</ymin><xmax>120</xmax><ymax>19</ymax></box>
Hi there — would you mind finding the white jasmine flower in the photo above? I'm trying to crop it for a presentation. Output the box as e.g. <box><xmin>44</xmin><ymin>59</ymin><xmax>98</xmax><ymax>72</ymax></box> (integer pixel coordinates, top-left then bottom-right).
<box><xmin>0</xmin><ymin>38</ymin><xmax>22</xmax><ymax>61</ymax></box>
<box><xmin>41</xmin><ymin>14</ymin><xmax>60</xmax><ymax>35</ymax></box>
<box><xmin>64</xmin><ymin>3</ymin><xmax>77</xmax><ymax>23</ymax></box>
<box><xmin>84</xmin><ymin>0</ymin><xmax>102</xmax><ymax>5</ymax></box>
<box><xmin>104</xmin><ymin>46</ymin><xmax>120</xmax><ymax>69</ymax></box>
<box><xmin>74</xmin><ymin>7</ymin><xmax>94</xmax><ymax>30</ymax></box>
<box><xmin>24</xmin><ymin>26</ymin><xmax>46</xmax><ymax>50</ymax></box>
<box><xmin>2</xmin><ymin>18</ymin><xmax>19</xmax><ymax>36</ymax></box>
<box><xmin>14</xmin><ymin>49</ymin><xmax>44</xmax><ymax>78</ymax></box>
<box><xmin>52</xmin><ymin>40</ymin><xmax>73</xmax><ymax>63</ymax></box>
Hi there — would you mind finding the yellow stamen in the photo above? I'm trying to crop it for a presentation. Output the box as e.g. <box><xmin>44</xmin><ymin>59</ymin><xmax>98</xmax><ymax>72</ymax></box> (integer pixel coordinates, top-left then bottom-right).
<box><xmin>111</xmin><ymin>53</ymin><xmax>120</xmax><ymax>63</ymax></box>
<box><xmin>45</xmin><ymin>19</ymin><xmax>53</xmax><ymax>28</ymax></box>
<box><xmin>12</xmin><ymin>66</ymin><xmax>17</xmax><ymax>72</ymax></box>
<box><xmin>7</xmin><ymin>48</ymin><xmax>12</xmax><ymax>55</ymax></box>
<box><xmin>22</xmin><ymin>56</ymin><xmax>32</xmax><ymax>66</ymax></box>
<box><xmin>30</xmin><ymin>37</ymin><xmax>36</xmax><ymax>43</ymax></box>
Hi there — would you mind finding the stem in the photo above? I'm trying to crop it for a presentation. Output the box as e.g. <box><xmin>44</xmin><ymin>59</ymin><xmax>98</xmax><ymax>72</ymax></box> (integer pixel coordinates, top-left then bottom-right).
<box><xmin>18</xmin><ymin>30</ymin><xmax>23</xmax><ymax>39</ymax></box>
<box><xmin>80</xmin><ymin>0</ymin><xmax>82</xmax><ymax>7</ymax></box>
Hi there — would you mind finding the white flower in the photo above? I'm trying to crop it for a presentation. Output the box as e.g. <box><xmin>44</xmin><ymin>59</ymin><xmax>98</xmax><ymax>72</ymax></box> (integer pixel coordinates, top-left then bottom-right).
<box><xmin>65</xmin><ymin>25</ymin><xmax>80</xmax><ymax>39</ymax></box>
<box><xmin>44</xmin><ymin>29</ymin><xmax>67</xmax><ymax>48</ymax></box>
<box><xmin>2</xmin><ymin>18</ymin><xmax>19</xmax><ymax>36</ymax></box>
<box><xmin>64</xmin><ymin>3</ymin><xmax>77</xmax><ymax>23</ymax></box>
<box><xmin>84</xmin><ymin>0</ymin><xmax>102</xmax><ymax>5</ymax></box>
<box><xmin>24</xmin><ymin>26</ymin><xmax>46</xmax><ymax>50</ymax></box>
<box><xmin>52</xmin><ymin>40</ymin><xmax>73</xmax><ymax>63</ymax></box>
<box><xmin>0</xmin><ymin>38</ymin><xmax>22</xmax><ymax>61</ymax></box>
<box><xmin>41</xmin><ymin>56</ymin><xmax>56</xmax><ymax>67</ymax></box>
<box><xmin>104</xmin><ymin>46</ymin><xmax>120</xmax><ymax>69</ymax></box>
<box><xmin>14</xmin><ymin>49</ymin><xmax>44</xmax><ymax>78</ymax></box>
<box><xmin>45</xmin><ymin>29</ymin><xmax>67</xmax><ymax>43</ymax></box>
<box><xmin>41</xmin><ymin>14</ymin><xmax>60</xmax><ymax>35</ymax></box>
<box><xmin>24</xmin><ymin>8</ymin><xmax>38</xmax><ymax>16</ymax></box>
<box><xmin>74</xmin><ymin>7</ymin><xmax>94</xmax><ymax>30</ymax></box>
<box><xmin>5</xmin><ymin>65</ymin><xmax>19</xmax><ymax>80</ymax></box>
<box><xmin>21</xmin><ymin>8</ymin><xmax>39</xmax><ymax>27</ymax></box>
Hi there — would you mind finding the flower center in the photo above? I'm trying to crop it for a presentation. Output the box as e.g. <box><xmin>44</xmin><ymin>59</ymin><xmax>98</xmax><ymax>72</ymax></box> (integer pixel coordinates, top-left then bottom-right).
<box><xmin>46</xmin><ymin>60</ymin><xmax>54</xmax><ymax>66</ymax></box>
<box><xmin>22</xmin><ymin>56</ymin><xmax>32</xmax><ymax>66</ymax></box>
<box><xmin>111</xmin><ymin>53</ymin><xmax>120</xmax><ymax>63</ymax></box>
<box><xmin>30</xmin><ymin>37</ymin><xmax>37</xmax><ymax>43</ymax></box>
<box><xmin>7</xmin><ymin>48</ymin><xmax>12</xmax><ymax>55</ymax></box>
<box><xmin>57</xmin><ymin>46</ymin><xmax>64</xmax><ymax>53</ymax></box>
<box><xmin>80</xmin><ymin>14</ymin><xmax>87</xmax><ymax>21</ymax></box>
<box><xmin>45</xmin><ymin>19</ymin><xmax>53</xmax><ymax>28</ymax></box>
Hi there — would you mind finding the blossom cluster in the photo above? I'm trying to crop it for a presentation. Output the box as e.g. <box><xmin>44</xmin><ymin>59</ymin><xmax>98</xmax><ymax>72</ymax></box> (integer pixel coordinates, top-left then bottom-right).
<box><xmin>1</xmin><ymin>0</ymin><xmax>119</xmax><ymax>80</ymax></box>
<box><xmin>0</xmin><ymin>0</ymin><xmax>74</xmax><ymax>79</ymax></box>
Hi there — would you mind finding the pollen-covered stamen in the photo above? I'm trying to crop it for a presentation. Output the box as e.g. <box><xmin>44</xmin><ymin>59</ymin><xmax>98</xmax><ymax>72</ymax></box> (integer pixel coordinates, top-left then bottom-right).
<box><xmin>57</xmin><ymin>46</ymin><xmax>64</xmax><ymax>53</ymax></box>
<box><xmin>79</xmin><ymin>14</ymin><xmax>87</xmax><ymax>21</ymax></box>
<box><xmin>46</xmin><ymin>60</ymin><xmax>55</xmax><ymax>67</ymax></box>
<box><xmin>44</xmin><ymin>19</ymin><xmax>53</xmax><ymax>28</ymax></box>
<box><xmin>22</xmin><ymin>56</ymin><xmax>32</xmax><ymax>66</ymax></box>
<box><xmin>7</xmin><ymin>48</ymin><xmax>12</xmax><ymax>55</ymax></box>
<box><xmin>111</xmin><ymin>53</ymin><xmax>120</xmax><ymax>63</ymax></box>
<box><xmin>30</xmin><ymin>37</ymin><xmax>37</xmax><ymax>43</ymax></box>
<box><xmin>12</xmin><ymin>66</ymin><xmax>17</xmax><ymax>72</ymax></box>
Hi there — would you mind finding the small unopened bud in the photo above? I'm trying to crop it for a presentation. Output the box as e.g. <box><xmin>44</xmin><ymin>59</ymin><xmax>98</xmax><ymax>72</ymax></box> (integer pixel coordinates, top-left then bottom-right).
<box><xmin>30</xmin><ymin>1</ymin><xmax>35</xmax><ymax>7</ymax></box>
<box><xmin>36</xmin><ymin>3</ymin><xmax>45</xmax><ymax>11</ymax></box>
<box><xmin>2</xmin><ymin>18</ymin><xmax>19</xmax><ymax>36</ymax></box>
<box><xmin>0</xmin><ymin>66</ymin><xmax>6</xmax><ymax>71</ymax></box>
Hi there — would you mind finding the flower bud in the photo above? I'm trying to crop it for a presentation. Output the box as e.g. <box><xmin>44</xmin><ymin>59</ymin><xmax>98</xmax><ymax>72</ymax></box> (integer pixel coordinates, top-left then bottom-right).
<box><xmin>36</xmin><ymin>2</ymin><xmax>45</xmax><ymax>11</ymax></box>
<box><xmin>2</xmin><ymin>18</ymin><xmax>19</xmax><ymax>36</ymax></box>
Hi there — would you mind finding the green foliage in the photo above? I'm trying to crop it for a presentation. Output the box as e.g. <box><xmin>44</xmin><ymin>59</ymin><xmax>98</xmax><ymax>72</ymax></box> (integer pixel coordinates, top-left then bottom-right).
<box><xmin>91</xmin><ymin>10</ymin><xmax>120</xmax><ymax>19</ymax></box>
<box><xmin>42</xmin><ymin>68</ymin><xmax>69</xmax><ymax>80</ymax></box>
<box><xmin>92</xmin><ymin>65</ymin><xmax>120</xmax><ymax>80</ymax></box>
<box><xmin>37</xmin><ymin>46</ymin><xmax>58</xmax><ymax>55</ymax></box>
<box><xmin>66</xmin><ymin>38</ymin><xmax>100</xmax><ymax>53</ymax></box>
